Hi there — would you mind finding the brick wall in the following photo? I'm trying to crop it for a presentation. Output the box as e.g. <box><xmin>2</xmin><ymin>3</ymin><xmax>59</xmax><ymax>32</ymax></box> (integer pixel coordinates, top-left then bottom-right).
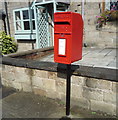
<box><xmin>2</xmin><ymin>65</ymin><xmax>117</xmax><ymax>116</ymax></box>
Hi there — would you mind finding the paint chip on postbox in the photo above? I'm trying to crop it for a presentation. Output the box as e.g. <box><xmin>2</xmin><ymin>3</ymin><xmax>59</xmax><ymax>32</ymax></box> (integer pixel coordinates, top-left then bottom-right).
<box><xmin>59</xmin><ymin>38</ymin><xmax>66</xmax><ymax>56</ymax></box>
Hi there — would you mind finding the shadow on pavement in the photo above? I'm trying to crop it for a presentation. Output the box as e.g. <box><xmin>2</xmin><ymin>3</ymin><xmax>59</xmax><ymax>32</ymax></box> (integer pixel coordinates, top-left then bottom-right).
<box><xmin>2</xmin><ymin>86</ymin><xmax>16</xmax><ymax>99</ymax></box>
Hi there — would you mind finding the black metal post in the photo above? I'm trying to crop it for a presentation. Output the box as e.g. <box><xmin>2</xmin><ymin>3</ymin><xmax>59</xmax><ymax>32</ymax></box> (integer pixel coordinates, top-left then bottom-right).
<box><xmin>66</xmin><ymin>64</ymin><xmax>71</xmax><ymax>116</ymax></box>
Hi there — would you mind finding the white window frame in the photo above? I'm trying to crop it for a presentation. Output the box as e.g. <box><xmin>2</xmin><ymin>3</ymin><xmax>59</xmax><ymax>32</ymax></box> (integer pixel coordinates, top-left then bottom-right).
<box><xmin>13</xmin><ymin>7</ymin><xmax>36</xmax><ymax>34</ymax></box>
<box><xmin>105</xmin><ymin>0</ymin><xmax>117</xmax><ymax>10</ymax></box>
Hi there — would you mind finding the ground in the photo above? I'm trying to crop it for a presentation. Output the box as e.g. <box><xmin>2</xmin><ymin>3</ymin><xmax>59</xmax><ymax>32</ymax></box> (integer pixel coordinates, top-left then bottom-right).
<box><xmin>1</xmin><ymin>47</ymin><xmax>117</xmax><ymax>119</ymax></box>
<box><xmin>1</xmin><ymin>86</ymin><xmax>115</xmax><ymax>119</ymax></box>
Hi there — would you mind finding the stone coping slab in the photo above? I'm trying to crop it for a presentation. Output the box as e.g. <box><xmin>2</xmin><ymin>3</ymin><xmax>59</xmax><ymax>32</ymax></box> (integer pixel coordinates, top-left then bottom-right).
<box><xmin>2</xmin><ymin>56</ymin><xmax>117</xmax><ymax>82</ymax></box>
<box><xmin>5</xmin><ymin>46</ymin><xmax>54</xmax><ymax>58</ymax></box>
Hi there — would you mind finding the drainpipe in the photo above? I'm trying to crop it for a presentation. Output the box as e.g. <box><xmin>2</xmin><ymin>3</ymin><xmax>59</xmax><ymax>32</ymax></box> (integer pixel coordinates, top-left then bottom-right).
<box><xmin>81</xmin><ymin>0</ymin><xmax>84</xmax><ymax>21</ymax></box>
<box><xmin>28</xmin><ymin>1</ymin><xmax>34</xmax><ymax>49</ymax></box>
<box><xmin>4</xmin><ymin>1</ymin><xmax>11</xmax><ymax>36</ymax></box>
<box><xmin>81</xmin><ymin>0</ymin><xmax>88</xmax><ymax>47</ymax></box>
<box><xmin>2</xmin><ymin>11</ymin><xmax>7</xmax><ymax>34</ymax></box>
<box><xmin>102</xmin><ymin>0</ymin><xmax>105</xmax><ymax>13</ymax></box>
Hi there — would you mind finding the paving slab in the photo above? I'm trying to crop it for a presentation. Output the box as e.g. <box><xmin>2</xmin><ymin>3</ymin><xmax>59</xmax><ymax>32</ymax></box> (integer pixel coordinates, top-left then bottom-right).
<box><xmin>39</xmin><ymin>48</ymin><xmax>117</xmax><ymax>69</ymax></box>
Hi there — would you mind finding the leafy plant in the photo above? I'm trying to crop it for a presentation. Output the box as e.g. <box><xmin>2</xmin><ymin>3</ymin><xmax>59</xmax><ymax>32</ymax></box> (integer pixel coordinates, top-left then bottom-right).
<box><xmin>96</xmin><ymin>10</ymin><xmax>118</xmax><ymax>28</ymax></box>
<box><xmin>0</xmin><ymin>31</ymin><xmax>18</xmax><ymax>55</ymax></box>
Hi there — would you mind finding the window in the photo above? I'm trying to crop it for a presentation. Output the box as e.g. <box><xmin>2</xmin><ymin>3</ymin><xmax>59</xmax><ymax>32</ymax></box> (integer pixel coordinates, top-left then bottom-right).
<box><xmin>105</xmin><ymin>0</ymin><xmax>118</xmax><ymax>10</ymax></box>
<box><xmin>13</xmin><ymin>8</ymin><xmax>36</xmax><ymax>32</ymax></box>
<box><xmin>23</xmin><ymin>10</ymin><xmax>30</xmax><ymax>30</ymax></box>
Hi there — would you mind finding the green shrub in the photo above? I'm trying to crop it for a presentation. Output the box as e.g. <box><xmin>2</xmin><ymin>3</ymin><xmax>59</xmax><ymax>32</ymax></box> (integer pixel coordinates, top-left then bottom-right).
<box><xmin>0</xmin><ymin>31</ymin><xmax>18</xmax><ymax>55</ymax></box>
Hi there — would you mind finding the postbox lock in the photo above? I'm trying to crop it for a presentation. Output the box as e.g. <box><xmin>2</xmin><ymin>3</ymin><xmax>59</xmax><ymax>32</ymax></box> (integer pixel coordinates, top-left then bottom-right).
<box><xmin>60</xmin><ymin>33</ymin><xmax>64</xmax><ymax>37</ymax></box>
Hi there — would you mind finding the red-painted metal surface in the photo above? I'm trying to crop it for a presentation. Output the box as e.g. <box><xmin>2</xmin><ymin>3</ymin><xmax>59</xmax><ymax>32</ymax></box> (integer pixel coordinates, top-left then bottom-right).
<box><xmin>54</xmin><ymin>12</ymin><xmax>83</xmax><ymax>64</ymax></box>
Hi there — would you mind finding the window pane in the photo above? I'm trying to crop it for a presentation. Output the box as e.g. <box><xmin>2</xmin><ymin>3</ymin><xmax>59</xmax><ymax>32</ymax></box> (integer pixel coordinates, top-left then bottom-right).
<box><xmin>31</xmin><ymin>9</ymin><xmax>35</xmax><ymax>19</ymax></box>
<box><xmin>23</xmin><ymin>10</ymin><xmax>29</xmax><ymax>19</ymax></box>
<box><xmin>15</xmin><ymin>11</ymin><xmax>21</xmax><ymax>20</ymax></box>
<box><xmin>110</xmin><ymin>1</ymin><xmax>118</xmax><ymax>10</ymax></box>
<box><xmin>32</xmin><ymin>20</ymin><xmax>35</xmax><ymax>30</ymax></box>
<box><xmin>24</xmin><ymin>21</ymin><xmax>30</xmax><ymax>30</ymax></box>
<box><xmin>16</xmin><ymin>22</ymin><xmax>22</xmax><ymax>30</ymax></box>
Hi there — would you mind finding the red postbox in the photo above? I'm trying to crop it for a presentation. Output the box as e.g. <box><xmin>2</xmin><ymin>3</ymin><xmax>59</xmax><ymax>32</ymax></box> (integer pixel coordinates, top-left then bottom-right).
<box><xmin>54</xmin><ymin>12</ymin><xmax>83</xmax><ymax>64</ymax></box>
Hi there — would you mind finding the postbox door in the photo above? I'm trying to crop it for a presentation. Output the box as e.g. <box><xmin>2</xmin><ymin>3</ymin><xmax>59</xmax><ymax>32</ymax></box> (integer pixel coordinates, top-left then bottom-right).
<box><xmin>54</xmin><ymin>33</ymin><xmax>72</xmax><ymax>64</ymax></box>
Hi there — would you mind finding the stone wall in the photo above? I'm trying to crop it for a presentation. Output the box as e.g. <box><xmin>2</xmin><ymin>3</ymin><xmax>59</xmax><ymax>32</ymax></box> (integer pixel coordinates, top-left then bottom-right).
<box><xmin>0</xmin><ymin>20</ymin><xmax>4</xmax><ymax>31</ymax></box>
<box><xmin>0</xmin><ymin>2</ymin><xmax>4</xmax><ymax>31</ymax></box>
<box><xmin>1</xmin><ymin>65</ymin><xmax>117</xmax><ymax>116</ymax></box>
<box><xmin>17</xmin><ymin>41</ymin><xmax>36</xmax><ymax>52</ymax></box>
<box><xmin>69</xmin><ymin>2</ymin><xmax>117</xmax><ymax>48</ymax></box>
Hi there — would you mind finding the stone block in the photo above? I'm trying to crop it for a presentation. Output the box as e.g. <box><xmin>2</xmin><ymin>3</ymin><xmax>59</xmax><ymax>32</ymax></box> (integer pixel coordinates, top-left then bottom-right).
<box><xmin>86</xmin><ymin>78</ymin><xmax>98</xmax><ymax>88</ymax></box>
<box><xmin>99</xmin><ymin>32</ymin><xmax>116</xmax><ymax>41</ymax></box>
<box><xmin>48</xmin><ymin>72</ymin><xmax>57</xmax><ymax>80</ymax></box>
<box><xmin>71</xmin><ymin>96</ymin><xmax>90</xmax><ymax>109</ymax></box>
<box><xmin>83</xmin><ymin>86</ymin><xmax>103</xmax><ymax>101</ymax></box>
<box><xmin>32</xmin><ymin>76</ymin><xmax>43</xmax><ymax>89</ymax></box>
<box><xmin>33</xmin><ymin>88</ymin><xmax>47</xmax><ymax>96</ymax></box>
<box><xmin>15</xmin><ymin>67</ymin><xmax>26</xmax><ymax>74</ymax></box>
<box><xmin>85</xmin><ymin>9</ymin><xmax>100</xmax><ymax>16</ymax></box>
<box><xmin>56</xmin><ymin>80</ymin><xmax>66</xmax><ymax>94</ymax></box>
<box><xmin>71</xmin><ymin>84</ymin><xmax>83</xmax><ymax>98</ymax></box>
<box><xmin>33</xmin><ymin>70</ymin><xmax>48</xmax><ymax>78</ymax></box>
<box><xmin>71</xmin><ymin>76</ymin><xmax>85</xmax><ymax>86</ymax></box>
<box><xmin>10</xmin><ymin>82</ymin><xmax>22</xmax><ymax>91</ymax></box>
<box><xmin>46</xmin><ymin>90</ymin><xmax>61</xmax><ymax>99</ymax></box>
<box><xmin>60</xmin><ymin>93</ymin><xmax>66</xmax><ymax>105</ymax></box>
<box><xmin>4</xmin><ymin>65</ymin><xmax>15</xmax><ymax>73</ymax></box>
<box><xmin>2</xmin><ymin>70</ymin><xmax>15</xmax><ymax>82</ymax></box>
<box><xmin>2</xmin><ymin>66</ymin><xmax>32</xmax><ymax>85</ymax></box>
<box><xmin>25</xmin><ymin>68</ymin><xmax>34</xmax><ymax>76</ymax></box>
<box><xmin>103</xmin><ymin>91</ymin><xmax>116</xmax><ymax>105</ymax></box>
<box><xmin>17</xmin><ymin>42</ymin><xmax>34</xmax><ymax>52</ymax></box>
<box><xmin>85</xmin><ymin>2</ymin><xmax>100</xmax><ymax>10</ymax></box>
<box><xmin>86</xmin><ymin>78</ymin><xmax>112</xmax><ymax>91</ymax></box>
<box><xmin>22</xmin><ymin>83</ymin><xmax>32</xmax><ymax>92</ymax></box>
<box><xmin>91</xmin><ymin>100</ymin><xmax>116</xmax><ymax>115</ymax></box>
<box><xmin>112</xmin><ymin>82</ymin><xmax>118</xmax><ymax>93</ymax></box>
<box><xmin>14</xmin><ymin>72</ymin><xmax>31</xmax><ymax>84</ymax></box>
<box><xmin>1</xmin><ymin>79</ymin><xmax>10</xmax><ymax>87</ymax></box>
<box><xmin>84</xmin><ymin>25</ymin><xmax>96</xmax><ymax>32</ymax></box>
<box><xmin>43</xmin><ymin>79</ymin><xmax>56</xmax><ymax>91</ymax></box>
<box><xmin>85</xmin><ymin>31</ymin><xmax>99</xmax><ymax>40</ymax></box>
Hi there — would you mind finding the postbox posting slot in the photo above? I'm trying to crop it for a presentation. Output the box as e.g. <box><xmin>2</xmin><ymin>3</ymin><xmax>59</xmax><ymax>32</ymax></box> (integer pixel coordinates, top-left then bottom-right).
<box><xmin>54</xmin><ymin>21</ymin><xmax>71</xmax><ymax>33</ymax></box>
<box><xmin>54</xmin><ymin>22</ymin><xmax>70</xmax><ymax>25</ymax></box>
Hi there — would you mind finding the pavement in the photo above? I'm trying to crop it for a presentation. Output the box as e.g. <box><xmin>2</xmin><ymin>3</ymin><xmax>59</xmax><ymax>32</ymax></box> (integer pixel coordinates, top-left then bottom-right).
<box><xmin>1</xmin><ymin>86</ymin><xmax>115</xmax><ymax>119</ymax></box>
<box><xmin>39</xmin><ymin>48</ymin><xmax>117</xmax><ymax>69</ymax></box>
